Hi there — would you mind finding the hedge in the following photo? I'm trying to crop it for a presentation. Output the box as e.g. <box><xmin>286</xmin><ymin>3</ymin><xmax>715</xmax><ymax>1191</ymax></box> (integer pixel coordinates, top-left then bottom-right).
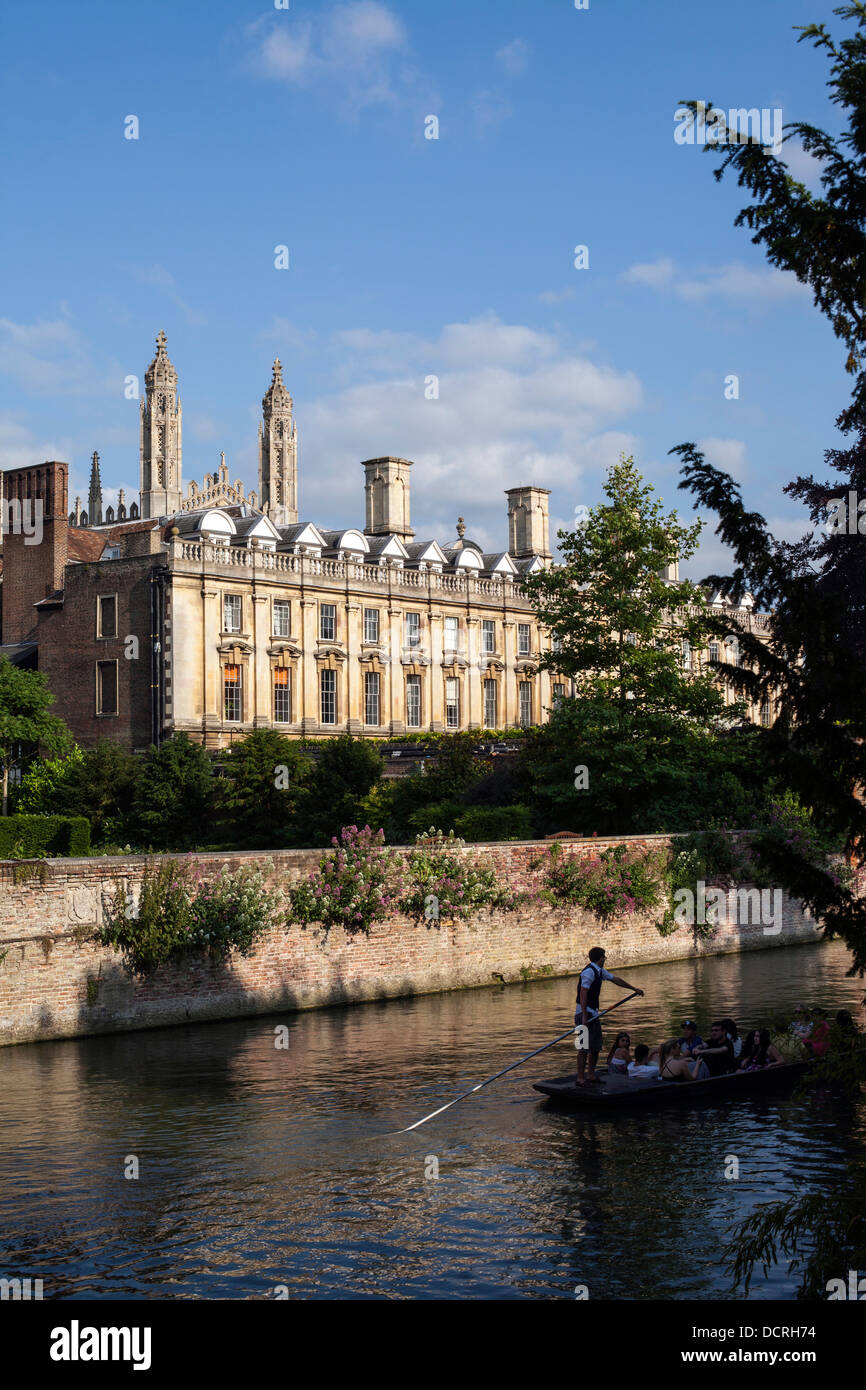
<box><xmin>407</xmin><ymin>802</ymin><xmax>533</xmax><ymax>842</ymax></box>
<box><xmin>453</xmin><ymin>805</ymin><xmax>534</xmax><ymax>842</ymax></box>
<box><xmin>0</xmin><ymin>814</ymin><xmax>91</xmax><ymax>859</ymax></box>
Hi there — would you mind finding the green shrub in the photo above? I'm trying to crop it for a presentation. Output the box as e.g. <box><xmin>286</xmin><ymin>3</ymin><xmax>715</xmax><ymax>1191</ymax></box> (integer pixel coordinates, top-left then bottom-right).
<box><xmin>0</xmin><ymin>814</ymin><xmax>90</xmax><ymax>859</ymax></box>
<box><xmin>452</xmin><ymin>805</ymin><xmax>533</xmax><ymax>842</ymax></box>
<box><xmin>406</xmin><ymin>801</ymin><xmax>463</xmax><ymax>839</ymax></box>
<box><xmin>399</xmin><ymin>828</ymin><xmax>521</xmax><ymax>922</ymax></box>
<box><xmin>185</xmin><ymin>861</ymin><xmax>282</xmax><ymax>961</ymax></box>
<box><xmin>98</xmin><ymin>859</ymin><xmax>193</xmax><ymax>975</ymax></box>
<box><xmin>97</xmin><ymin>858</ymin><xmax>284</xmax><ymax>975</ymax></box>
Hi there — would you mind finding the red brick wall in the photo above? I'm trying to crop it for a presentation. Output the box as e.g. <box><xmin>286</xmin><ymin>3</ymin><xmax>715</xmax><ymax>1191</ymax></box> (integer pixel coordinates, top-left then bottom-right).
<box><xmin>0</xmin><ymin>836</ymin><xmax>833</xmax><ymax>1046</ymax></box>
<box><xmin>37</xmin><ymin>556</ymin><xmax>158</xmax><ymax>749</ymax></box>
<box><xmin>2</xmin><ymin>462</ymin><xmax>68</xmax><ymax>643</ymax></box>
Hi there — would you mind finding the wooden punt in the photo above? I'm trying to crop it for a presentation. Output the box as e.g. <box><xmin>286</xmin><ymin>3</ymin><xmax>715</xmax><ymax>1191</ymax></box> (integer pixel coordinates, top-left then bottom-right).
<box><xmin>533</xmin><ymin>1060</ymin><xmax>811</xmax><ymax>1110</ymax></box>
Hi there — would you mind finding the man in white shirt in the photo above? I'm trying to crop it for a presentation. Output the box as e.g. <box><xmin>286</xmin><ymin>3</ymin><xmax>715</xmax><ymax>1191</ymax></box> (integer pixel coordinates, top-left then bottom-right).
<box><xmin>627</xmin><ymin>1044</ymin><xmax>659</xmax><ymax>1079</ymax></box>
<box><xmin>575</xmin><ymin>946</ymin><xmax>644</xmax><ymax>1085</ymax></box>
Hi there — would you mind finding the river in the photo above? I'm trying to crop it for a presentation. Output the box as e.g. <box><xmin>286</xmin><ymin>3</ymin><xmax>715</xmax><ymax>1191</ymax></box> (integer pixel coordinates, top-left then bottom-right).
<box><xmin>1</xmin><ymin>939</ymin><xmax>863</xmax><ymax>1300</ymax></box>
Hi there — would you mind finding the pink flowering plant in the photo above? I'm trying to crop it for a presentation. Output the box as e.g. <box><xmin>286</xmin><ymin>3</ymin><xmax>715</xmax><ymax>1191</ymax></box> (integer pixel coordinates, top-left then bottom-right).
<box><xmin>97</xmin><ymin>857</ymin><xmax>282</xmax><ymax>975</ymax></box>
<box><xmin>289</xmin><ymin>825</ymin><xmax>405</xmax><ymax>938</ymax></box>
<box><xmin>399</xmin><ymin>827</ymin><xmax>521</xmax><ymax>924</ymax></box>
<box><xmin>540</xmin><ymin>841</ymin><xmax>665</xmax><ymax>924</ymax></box>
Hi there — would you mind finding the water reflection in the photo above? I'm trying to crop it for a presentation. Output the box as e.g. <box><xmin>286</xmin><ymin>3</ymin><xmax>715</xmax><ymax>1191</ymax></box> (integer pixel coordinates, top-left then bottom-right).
<box><xmin>0</xmin><ymin>939</ymin><xmax>863</xmax><ymax>1299</ymax></box>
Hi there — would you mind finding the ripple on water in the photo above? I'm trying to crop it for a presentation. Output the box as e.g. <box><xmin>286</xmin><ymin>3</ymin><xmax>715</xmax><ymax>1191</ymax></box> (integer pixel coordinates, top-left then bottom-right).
<box><xmin>0</xmin><ymin>938</ymin><xmax>863</xmax><ymax>1299</ymax></box>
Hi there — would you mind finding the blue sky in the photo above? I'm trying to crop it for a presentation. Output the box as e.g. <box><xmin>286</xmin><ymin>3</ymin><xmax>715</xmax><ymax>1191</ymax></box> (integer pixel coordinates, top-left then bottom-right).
<box><xmin>0</xmin><ymin>0</ymin><xmax>851</xmax><ymax>576</ymax></box>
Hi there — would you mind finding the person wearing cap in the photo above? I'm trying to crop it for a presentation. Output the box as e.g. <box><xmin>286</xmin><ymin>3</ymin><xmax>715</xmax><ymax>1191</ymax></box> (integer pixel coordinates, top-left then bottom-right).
<box><xmin>574</xmin><ymin>946</ymin><xmax>644</xmax><ymax>1086</ymax></box>
<box><xmin>678</xmin><ymin>1020</ymin><xmax>705</xmax><ymax>1056</ymax></box>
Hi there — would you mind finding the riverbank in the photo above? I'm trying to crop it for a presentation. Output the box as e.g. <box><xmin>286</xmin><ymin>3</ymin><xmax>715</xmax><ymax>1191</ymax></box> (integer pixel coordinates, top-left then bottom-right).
<box><xmin>0</xmin><ymin>836</ymin><xmax>831</xmax><ymax>1046</ymax></box>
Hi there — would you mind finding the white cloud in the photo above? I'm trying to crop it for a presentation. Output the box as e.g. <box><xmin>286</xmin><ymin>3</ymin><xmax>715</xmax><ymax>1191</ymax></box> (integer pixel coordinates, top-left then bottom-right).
<box><xmin>621</xmin><ymin>257</ymin><xmax>808</xmax><ymax>302</ymax></box>
<box><xmin>289</xmin><ymin>316</ymin><xmax>643</xmax><ymax>548</ymax></box>
<box><xmin>0</xmin><ymin>414</ymin><xmax>67</xmax><ymax>470</ymax></box>
<box><xmin>621</xmin><ymin>258</ymin><xmax>676</xmax><ymax>288</ymax></box>
<box><xmin>0</xmin><ymin>317</ymin><xmax>118</xmax><ymax>397</ymax></box>
<box><xmin>696</xmin><ymin>436</ymin><xmax>749</xmax><ymax>482</ymax></box>
<box><xmin>782</xmin><ymin>140</ymin><xmax>826</xmax><ymax>188</ymax></box>
<box><xmin>245</xmin><ymin>2</ymin><xmax>411</xmax><ymax>112</ymax></box>
<box><xmin>538</xmin><ymin>287</ymin><xmax>576</xmax><ymax>305</ymax></box>
<box><xmin>677</xmin><ymin>263</ymin><xmax>807</xmax><ymax>303</ymax></box>
<box><xmin>496</xmin><ymin>39</ymin><xmax>530</xmax><ymax>75</ymax></box>
<box><xmin>260</xmin><ymin>318</ymin><xmax>320</xmax><ymax>352</ymax></box>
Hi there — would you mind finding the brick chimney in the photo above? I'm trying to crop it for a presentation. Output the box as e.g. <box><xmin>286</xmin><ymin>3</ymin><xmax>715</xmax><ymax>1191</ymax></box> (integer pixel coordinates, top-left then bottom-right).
<box><xmin>2</xmin><ymin>461</ymin><xmax>69</xmax><ymax>643</ymax></box>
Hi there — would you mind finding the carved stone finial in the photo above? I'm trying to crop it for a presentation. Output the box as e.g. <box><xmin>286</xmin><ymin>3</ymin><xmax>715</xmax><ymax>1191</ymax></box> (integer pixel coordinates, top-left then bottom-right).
<box><xmin>456</xmin><ymin>516</ymin><xmax>466</xmax><ymax>539</ymax></box>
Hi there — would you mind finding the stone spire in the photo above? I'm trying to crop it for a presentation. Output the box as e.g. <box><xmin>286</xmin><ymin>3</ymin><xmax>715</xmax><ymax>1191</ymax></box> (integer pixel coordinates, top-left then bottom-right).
<box><xmin>258</xmin><ymin>357</ymin><xmax>298</xmax><ymax>527</ymax></box>
<box><xmin>87</xmin><ymin>451</ymin><xmax>103</xmax><ymax>527</ymax></box>
<box><xmin>140</xmin><ymin>330</ymin><xmax>183</xmax><ymax>519</ymax></box>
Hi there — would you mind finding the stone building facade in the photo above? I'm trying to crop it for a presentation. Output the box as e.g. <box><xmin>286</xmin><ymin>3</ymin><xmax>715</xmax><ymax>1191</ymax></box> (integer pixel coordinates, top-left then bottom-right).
<box><xmin>0</xmin><ymin>332</ymin><xmax>774</xmax><ymax>751</ymax></box>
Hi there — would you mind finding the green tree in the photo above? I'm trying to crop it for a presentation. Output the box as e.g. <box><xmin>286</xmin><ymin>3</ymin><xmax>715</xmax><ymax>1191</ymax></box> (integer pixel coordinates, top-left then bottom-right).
<box><xmin>129</xmin><ymin>733</ymin><xmax>216</xmax><ymax>851</ymax></box>
<box><xmin>52</xmin><ymin>741</ymin><xmax>140</xmax><ymax>845</ymax></box>
<box><xmin>298</xmin><ymin>736</ymin><xmax>384</xmax><ymax>846</ymax></box>
<box><xmin>0</xmin><ymin>658</ymin><xmax>71</xmax><ymax>815</ymax></box>
<box><xmin>674</xmin><ymin>3</ymin><xmax>866</xmax><ymax>1296</ymax></box>
<box><xmin>362</xmin><ymin>732</ymin><xmax>492</xmax><ymax>843</ymax></box>
<box><xmin>14</xmin><ymin>745</ymin><xmax>85</xmax><ymax>814</ymax></box>
<box><xmin>221</xmin><ymin>730</ymin><xmax>313</xmax><ymax>848</ymax></box>
<box><xmin>520</xmin><ymin>458</ymin><xmax>738</xmax><ymax>830</ymax></box>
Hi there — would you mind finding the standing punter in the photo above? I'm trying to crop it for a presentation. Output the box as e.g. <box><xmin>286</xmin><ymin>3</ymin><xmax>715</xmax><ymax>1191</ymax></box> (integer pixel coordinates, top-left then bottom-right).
<box><xmin>575</xmin><ymin>947</ymin><xmax>644</xmax><ymax>1086</ymax></box>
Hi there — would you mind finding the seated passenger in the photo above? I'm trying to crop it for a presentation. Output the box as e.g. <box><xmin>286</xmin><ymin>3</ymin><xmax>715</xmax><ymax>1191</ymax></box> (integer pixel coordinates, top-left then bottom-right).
<box><xmin>720</xmin><ymin>1018</ymin><xmax>742</xmax><ymax>1059</ymax></box>
<box><xmin>738</xmin><ymin>1028</ymin><xmax>784</xmax><ymax>1070</ymax></box>
<box><xmin>805</xmin><ymin>1008</ymin><xmax>831</xmax><ymax>1057</ymax></box>
<box><xmin>606</xmin><ymin>1031</ymin><xmax>631</xmax><ymax>1075</ymax></box>
<box><xmin>790</xmin><ymin>1004</ymin><xmax>811</xmax><ymax>1040</ymax></box>
<box><xmin>658</xmin><ymin>1039</ymin><xmax>710</xmax><ymax>1081</ymax></box>
<box><xmin>627</xmin><ymin>1044</ymin><xmax>660</xmax><ymax>1079</ymax></box>
<box><xmin>769</xmin><ymin>1016</ymin><xmax>807</xmax><ymax>1062</ymax></box>
<box><xmin>693</xmin><ymin>1020</ymin><xmax>736</xmax><ymax>1076</ymax></box>
<box><xmin>678</xmin><ymin>1019</ymin><xmax>705</xmax><ymax>1056</ymax></box>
